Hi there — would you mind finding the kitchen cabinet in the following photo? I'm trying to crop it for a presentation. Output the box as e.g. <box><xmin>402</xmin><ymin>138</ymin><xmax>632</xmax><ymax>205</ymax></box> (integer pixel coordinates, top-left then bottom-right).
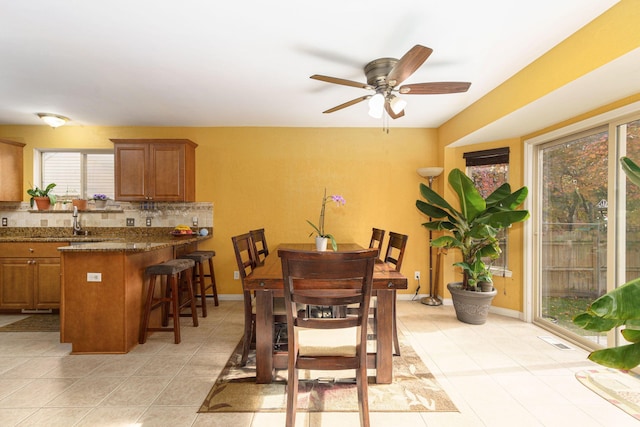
<box><xmin>0</xmin><ymin>139</ymin><xmax>25</xmax><ymax>201</ymax></box>
<box><xmin>111</xmin><ymin>139</ymin><xmax>197</xmax><ymax>202</ymax></box>
<box><xmin>0</xmin><ymin>243</ymin><xmax>63</xmax><ymax>310</ymax></box>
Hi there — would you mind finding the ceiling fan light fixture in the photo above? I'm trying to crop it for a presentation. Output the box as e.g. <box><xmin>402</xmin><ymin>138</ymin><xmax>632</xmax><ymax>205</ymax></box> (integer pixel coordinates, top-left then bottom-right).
<box><xmin>368</xmin><ymin>92</ymin><xmax>384</xmax><ymax>118</ymax></box>
<box><xmin>389</xmin><ymin>95</ymin><xmax>407</xmax><ymax>115</ymax></box>
<box><xmin>36</xmin><ymin>113</ymin><xmax>70</xmax><ymax>128</ymax></box>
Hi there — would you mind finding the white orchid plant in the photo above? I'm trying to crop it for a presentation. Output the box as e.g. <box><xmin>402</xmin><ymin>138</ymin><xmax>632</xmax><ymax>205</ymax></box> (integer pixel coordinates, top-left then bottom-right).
<box><xmin>307</xmin><ymin>189</ymin><xmax>345</xmax><ymax>251</ymax></box>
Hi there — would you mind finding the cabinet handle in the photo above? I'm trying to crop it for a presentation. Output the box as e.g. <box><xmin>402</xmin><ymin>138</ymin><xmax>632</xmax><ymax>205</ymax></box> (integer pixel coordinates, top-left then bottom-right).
<box><xmin>29</xmin><ymin>248</ymin><xmax>34</xmax><ymax>253</ymax></box>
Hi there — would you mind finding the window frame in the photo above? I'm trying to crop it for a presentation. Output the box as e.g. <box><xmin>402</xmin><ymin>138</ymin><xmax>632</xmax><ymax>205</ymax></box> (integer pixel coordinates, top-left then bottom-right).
<box><xmin>35</xmin><ymin>148</ymin><xmax>114</xmax><ymax>200</ymax></box>
<box><xmin>464</xmin><ymin>147</ymin><xmax>511</xmax><ymax>277</ymax></box>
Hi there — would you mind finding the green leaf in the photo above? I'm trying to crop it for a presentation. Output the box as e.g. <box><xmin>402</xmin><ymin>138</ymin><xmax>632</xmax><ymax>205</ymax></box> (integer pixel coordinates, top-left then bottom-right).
<box><xmin>306</xmin><ymin>220</ymin><xmax>321</xmax><ymax>236</ymax></box>
<box><xmin>416</xmin><ymin>199</ymin><xmax>450</xmax><ymax>219</ymax></box>
<box><xmin>419</xmin><ymin>183</ymin><xmax>457</xmax><ymax>213</ymax></box>
<box><xmin>431</xmin><ymin>235</ymin><xmax>460</xmax><ymax>249</ymax></box>
<box><xmin>622</xmin><ymin>328</ymin><xmax>640</xmax><ymax>344</ymax></box>
<box><xmin>588</xmin><ymin>342</ymin><xmax>640</xmax><ymax>370</ymax></box>
<box><xmin>448</xmin><ymin>169</ymin><xmax>485</xmax><ymax>221</ymax></box>
<box><xmin>589</xmin><ymin>277</ymin><xmax>640</xmax><ymax>320</ymax></box>
<box><xmin>484</xmin><ymin>183</ymin><xmax>512</xmax><ymax>207</ymax></box>
<box><xmin>572</xmin><ymin>312</ymin><xmax>624</xmax><ymax>332</ymax></box>
<box><xmin>621</xmin><ymin>157</ymin><xmax>640</xmax><ymax>188</ymax></box>
<box><xmin>325</xmin><ymin>234</ymin><xmax>338</xmax><ymax>251</ymax></box>
<box><xmin>484</xmin><ymin>210</ymin><xmax>530</xmax><ymax>228</ymax></box>
<box><xmin>487</xmin><ymin>186</ymin><xmax>528</xmax><ymax>211</ymax></box>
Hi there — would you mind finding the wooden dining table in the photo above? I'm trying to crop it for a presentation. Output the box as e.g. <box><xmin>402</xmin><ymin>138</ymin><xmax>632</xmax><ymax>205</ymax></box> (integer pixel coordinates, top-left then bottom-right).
<box><xmin>243</xmin><ymin>243</ymin><xmax>408</xmax><ymax>384</ymax></box>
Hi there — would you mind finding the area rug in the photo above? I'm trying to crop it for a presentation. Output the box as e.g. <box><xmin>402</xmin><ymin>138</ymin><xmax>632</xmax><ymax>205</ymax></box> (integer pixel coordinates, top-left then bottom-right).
<box><xmin>576</xmin><ymin>368</ymin><xmax>640</xmax><ymax>421</ymax></box>
<box><xmin>199</xmin><ymin>334</ymin><xmax>458</xmax><ymax>413</ymax></box>
<box><xmin>0</xmin><ymin>314</ymin><xmax>59</xmax><ymax>332</ymax></box>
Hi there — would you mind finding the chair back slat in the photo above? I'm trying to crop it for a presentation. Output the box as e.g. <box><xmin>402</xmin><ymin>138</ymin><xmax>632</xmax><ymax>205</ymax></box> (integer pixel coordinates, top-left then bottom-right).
<box><xmin>250</xmin><ymin>228</ymin><xmax>269</xmax><ymax>264</ymax></box>
<box><xmin>231</xmin><ymin>233</ymin><xmax>257</xmax><ymax>280</ymax></box>
<box><xmin>384</xmin><ymin>232</ymin><xmax>408</xmax><ymax>272</ymax></box>
<box><xmin>369</xmin><ymin>228</ymin><xmax>386</xmax><ymax>256</ymax></box>
<box><xmin>297</xmin><ymin>317</ymin><xmax>360</xmax><ymax>329</ymax></box>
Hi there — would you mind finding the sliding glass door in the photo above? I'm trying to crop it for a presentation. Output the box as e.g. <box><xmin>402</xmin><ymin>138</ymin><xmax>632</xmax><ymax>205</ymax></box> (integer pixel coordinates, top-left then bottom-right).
<box><xmin>533</xmin><ymin>115</ymin><xmax>640</xmax><ymax>348</ymax></box>
<box><xmin>535</xmin><ymin>127</ymin><xmax>609</xmax><ymax>345</ymax></box>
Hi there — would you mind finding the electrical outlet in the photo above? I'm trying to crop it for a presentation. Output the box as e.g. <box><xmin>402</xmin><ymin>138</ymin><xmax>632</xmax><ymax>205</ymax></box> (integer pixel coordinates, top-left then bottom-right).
<box><xmin>126</xmin><ymin>218</ymin><xmax>135</xmax><ymax>226</ymax></box>
<box><xmin>192</xmin><ymin>216</ymin><xmax>198</xmax><ymax>227</ymax></box>
<box><xmin>1</xmin><ymin>217</ymin><xmax>7</xmax><ymax>227</ymax></box>
<box><xmin>414</xmin><ymin>271</ymin><xmax>421</xmax><ymax>280</ymax></box>
<box><xmin>87</xmin><ymin>272</ymin><xmax>102</xmax><ymax>282</ymax></box>
<box><xmin>146</xmin><ymin>217</ymin><xmax>152</xmax><ymax>227</ymax></box>
<box><xmin>233</xmin><ymin>270</ymin><xmax>240</xmax><ymax>280</ymax></box>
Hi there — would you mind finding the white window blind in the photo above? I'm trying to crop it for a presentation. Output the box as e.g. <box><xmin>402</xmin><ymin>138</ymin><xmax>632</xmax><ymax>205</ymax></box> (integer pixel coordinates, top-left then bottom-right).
<box><xmin>40</xmin><ymin>150</ymin><xmax>114</xmax><ymax>199</ymax></box>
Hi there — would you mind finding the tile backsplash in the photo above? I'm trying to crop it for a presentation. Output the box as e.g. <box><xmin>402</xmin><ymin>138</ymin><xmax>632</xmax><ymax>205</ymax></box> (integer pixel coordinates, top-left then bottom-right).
<box><xmin>0</xmin><ymin>201</ymin><xmax>213</xmax><ymax>230</ymax></box>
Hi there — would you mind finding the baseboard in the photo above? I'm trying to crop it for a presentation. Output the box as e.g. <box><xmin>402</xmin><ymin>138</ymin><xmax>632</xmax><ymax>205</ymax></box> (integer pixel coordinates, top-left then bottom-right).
<box><xmin>400</xmin><ymin>293</ymin><xmax>523</xmax><ymax>320</ymax></box>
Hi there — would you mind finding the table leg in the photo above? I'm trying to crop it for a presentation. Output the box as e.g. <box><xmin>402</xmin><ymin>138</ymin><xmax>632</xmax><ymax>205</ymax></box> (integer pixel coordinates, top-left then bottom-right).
<box><xmin>375</xmin><ymin>290</ymin><xmax>393</xmax><ymax>384</ymax></box>
<box><xmin>255</xmin><ymin>290</ymin><xmax>274</xmax><ymax>383</ymax></box>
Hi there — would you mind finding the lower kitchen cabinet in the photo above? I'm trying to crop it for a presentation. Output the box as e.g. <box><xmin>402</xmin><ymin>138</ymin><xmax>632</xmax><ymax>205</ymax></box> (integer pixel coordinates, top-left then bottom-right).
<box><xmin>0</xmin><ymin>243</ymin><xmax>64</xmax><ymax>310</ymax></box>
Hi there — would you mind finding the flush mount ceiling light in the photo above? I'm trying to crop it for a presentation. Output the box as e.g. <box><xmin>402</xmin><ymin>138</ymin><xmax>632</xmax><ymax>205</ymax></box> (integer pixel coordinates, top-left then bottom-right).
<box><xmin>36</xmin><ymin>113</ymin><xmax>70</xmax><ymax>128</ymax></box>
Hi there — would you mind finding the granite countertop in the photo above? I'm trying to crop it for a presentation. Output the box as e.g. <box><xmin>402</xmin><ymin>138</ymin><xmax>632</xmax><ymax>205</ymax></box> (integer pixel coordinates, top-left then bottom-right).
<box><xmin>0</xmin><ymin>227</ymin><xmax>211</xmax><ymax>252</ymax></box>
<box><xmin>57</xmin><ymin>235</ymin><xmax>210</xmax><ymax>253</ymax></box>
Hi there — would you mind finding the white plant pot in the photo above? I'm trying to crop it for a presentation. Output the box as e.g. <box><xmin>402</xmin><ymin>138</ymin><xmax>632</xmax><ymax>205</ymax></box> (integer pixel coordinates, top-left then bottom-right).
<box><xmin>315</xmin><ymin>236</ymin><xmax>328</xmax><ymax>251</ymax></box>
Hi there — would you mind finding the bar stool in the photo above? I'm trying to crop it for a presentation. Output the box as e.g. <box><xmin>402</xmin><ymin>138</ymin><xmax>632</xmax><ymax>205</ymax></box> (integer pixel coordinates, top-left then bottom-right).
<box><xmin>179</xmin><ymin>250</ymin><xmax>219</xmax><ymax>317</ymax></box>
<box><xmin>139</xmin><ymin>258</ymin><xmax>198</xmax><ymax>344</ymax></box>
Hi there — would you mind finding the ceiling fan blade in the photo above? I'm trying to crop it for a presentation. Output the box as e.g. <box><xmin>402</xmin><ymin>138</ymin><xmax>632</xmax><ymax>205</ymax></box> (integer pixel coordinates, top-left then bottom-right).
<box><xmin>310</xmin><ymin>74</ymin><xmax>372</xmax><ymax>90</ymax></box>
<box><xmin>384</xmin><ymin>101</ymin><xmax>405</xmax><ymax>119</ymax></box>
<box><xmin>386</xmin><ymin>45</ymin><xmax>433</xmax><ymax>87</ymax></box>
<box><xmin>323</xmin><ymin>95</ymin><xmax>371</xmax><ymax>114</ymax></box>
<box><xmin>399</xmin><ymin>81</ymin><xmax>471</xmax><ymax>95</ymax></box>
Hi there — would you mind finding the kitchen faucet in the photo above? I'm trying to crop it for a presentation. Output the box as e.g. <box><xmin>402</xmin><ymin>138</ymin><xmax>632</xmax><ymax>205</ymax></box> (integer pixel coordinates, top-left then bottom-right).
<box><xmin>72</xmin><ymin>206</ymin><xmax>83</xmax><ymax>235</ymax></box>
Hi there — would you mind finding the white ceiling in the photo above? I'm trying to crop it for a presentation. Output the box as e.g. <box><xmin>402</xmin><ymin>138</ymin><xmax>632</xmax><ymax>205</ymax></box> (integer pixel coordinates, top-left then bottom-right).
<box><xmin>0</xmin><ymin>0</ymin><xmax>628</xmax><ymax>142</ymax></box>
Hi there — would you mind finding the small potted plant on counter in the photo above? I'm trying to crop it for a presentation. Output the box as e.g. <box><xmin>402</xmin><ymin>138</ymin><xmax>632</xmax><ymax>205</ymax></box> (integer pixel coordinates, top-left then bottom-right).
<box><xmin>91</xmin><ymin>193</ymin><xmax>109</xmax><ymax>209</ymax></box>
<box><xmin>27</xmin><ymin>183</ymin><xmax>57</xmax><ymax>210</ymax></box>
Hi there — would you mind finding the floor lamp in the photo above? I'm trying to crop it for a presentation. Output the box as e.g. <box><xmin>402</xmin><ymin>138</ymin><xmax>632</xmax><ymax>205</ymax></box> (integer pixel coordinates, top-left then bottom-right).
<box><xmin>417</xmin><ymin>167</ymin><xmax>444</xmax><ymax>306</ymax></box>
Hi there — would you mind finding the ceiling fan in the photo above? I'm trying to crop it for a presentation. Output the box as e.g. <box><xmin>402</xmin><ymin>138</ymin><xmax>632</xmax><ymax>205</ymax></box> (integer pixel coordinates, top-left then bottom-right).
<box><xmin>310</xmin><ymin>45</ymin><xmax>471</xmax><ymax>120</ymax></box>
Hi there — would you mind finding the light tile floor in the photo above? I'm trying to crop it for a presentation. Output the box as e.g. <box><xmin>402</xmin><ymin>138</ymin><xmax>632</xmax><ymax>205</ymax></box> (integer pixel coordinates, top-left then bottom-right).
<box><xmin>0</xmin><ymin>300</ymin><xmax>637</xmax><ymax>426</ymax></box>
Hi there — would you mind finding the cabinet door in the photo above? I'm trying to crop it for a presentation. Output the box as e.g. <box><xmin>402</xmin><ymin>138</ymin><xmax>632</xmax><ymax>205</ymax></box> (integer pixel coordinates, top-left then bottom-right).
<box><xmin>34</xmin><ymin>258</ymin><xmax>61</xmax><ymax>309</ymax></box>
<box><xmin>114</xmin><ymin>143</ymin><xmax>148</xmax><ymax>201</ymax></box>
<box><xmin>0</xmin><ymin>139</ymin><xmax>25</xmax><ymax>201</ymax></box>
<box><xmin>149</xmin><ymin>143</ymin><xmax>185</xmax><ymax>201</ymax></box>
<box><xmin>0</xmin><ymin>258</ymin><xmax>33</xmax><ymax>309</ymax></box>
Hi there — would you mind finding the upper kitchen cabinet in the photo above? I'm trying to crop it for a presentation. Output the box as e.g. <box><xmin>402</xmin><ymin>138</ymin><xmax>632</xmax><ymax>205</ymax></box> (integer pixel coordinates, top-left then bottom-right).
<box><xmin>0</xmin><ymin>139</ymin><xmax>25</xmax><ymax>201</ymax></box>
<box><xmin>111</xmin><ymin>139</ymin><xmax>197</xmax><ymax>202</ymax></box>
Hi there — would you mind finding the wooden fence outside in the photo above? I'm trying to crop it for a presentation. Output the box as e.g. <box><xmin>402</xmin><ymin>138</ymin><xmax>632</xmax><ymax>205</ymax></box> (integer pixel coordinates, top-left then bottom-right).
<box><xmin>542</xmin><ymin>224</ymin><xmax>640</xmax><ymax>299</ymax></box>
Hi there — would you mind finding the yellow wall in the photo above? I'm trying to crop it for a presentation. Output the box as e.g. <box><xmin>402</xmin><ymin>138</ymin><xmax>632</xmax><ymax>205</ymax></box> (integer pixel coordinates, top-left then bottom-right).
<box><xmin>0</xmin><ymin>125</ymin><xmax>438</xmax><ymax>296</ymax></box>
<box><xmin>438</xmin><ymin>0</ymin><xmax>640</xmax><ymax>147</ymax></box>
<box><xmin>2</xmin><ymin>0</ymin><xmax>639</xmax><ymax>313</ymax></box>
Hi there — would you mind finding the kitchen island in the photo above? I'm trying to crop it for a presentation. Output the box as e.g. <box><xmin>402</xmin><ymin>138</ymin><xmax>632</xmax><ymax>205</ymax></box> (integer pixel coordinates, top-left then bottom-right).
<box><xmin>58</xmin><ymin>234</ymin><xmax>210</xmax><ymax>354</ymax></box>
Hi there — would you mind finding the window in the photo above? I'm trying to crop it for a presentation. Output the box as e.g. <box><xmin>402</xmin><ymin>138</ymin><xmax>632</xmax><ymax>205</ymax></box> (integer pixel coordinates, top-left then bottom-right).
<box><xmin>38</xmin><ymin>150</ymin><xmax>114</xmax><ymax>200</ymax></box>
<box><xmin>464</xmin><ymin>148</ymin><xmax>510</xmax><ymax>274</ymax></box>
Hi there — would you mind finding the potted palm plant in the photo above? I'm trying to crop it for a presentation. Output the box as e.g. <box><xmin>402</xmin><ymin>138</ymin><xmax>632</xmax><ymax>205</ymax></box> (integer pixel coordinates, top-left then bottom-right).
<box><xmin>27</xmin><ymin>183</ymin><xmax>57</xmax><ymax>210</ymax></box>
<box><xmin>573</xmin><ymin>156</ymin><xmax>640</xmax><ymax>369</ymax></box>
<box><xmin>416</xmin><ymin>168</ymin><xmax>529</xmax><ymax>324</ymax></box>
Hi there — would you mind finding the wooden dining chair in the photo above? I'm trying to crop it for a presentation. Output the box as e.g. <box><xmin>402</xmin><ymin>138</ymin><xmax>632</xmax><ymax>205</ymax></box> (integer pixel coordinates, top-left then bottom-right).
<box><xmin>250</xmin><ymin>228</ymin><xmax>269</xmax><ymax>265</ymax></box>
<box><xmin>279</xmin><ymin>248</ymin><xmax>378</xmax><ymax>427</ymax></box>
<box><xmin>368</xmin><ymin>227</ymin><xmax>385</xmax><ymax>257</ymax></box>
<box><xmin>382</xmin><ymin>231</ymin><xmax>408</xmax><ymax>356</ymax></box>
<box><xmin>231</xmin><ymin>232</ymin><xmax>286</xmax><ymax>365</ymax></box>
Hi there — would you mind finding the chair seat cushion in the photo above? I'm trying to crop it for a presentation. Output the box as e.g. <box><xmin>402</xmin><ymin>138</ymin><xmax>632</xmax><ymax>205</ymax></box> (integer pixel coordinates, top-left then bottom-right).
<box><xmin>146</xmin><ymin>259</ymin><xmax>195</xmax><ymax>275</ymax></box>
<box><xmin>297</xmin><ymin>326</ymin><xmax>358</xmax><ymax>357</ymax></box>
